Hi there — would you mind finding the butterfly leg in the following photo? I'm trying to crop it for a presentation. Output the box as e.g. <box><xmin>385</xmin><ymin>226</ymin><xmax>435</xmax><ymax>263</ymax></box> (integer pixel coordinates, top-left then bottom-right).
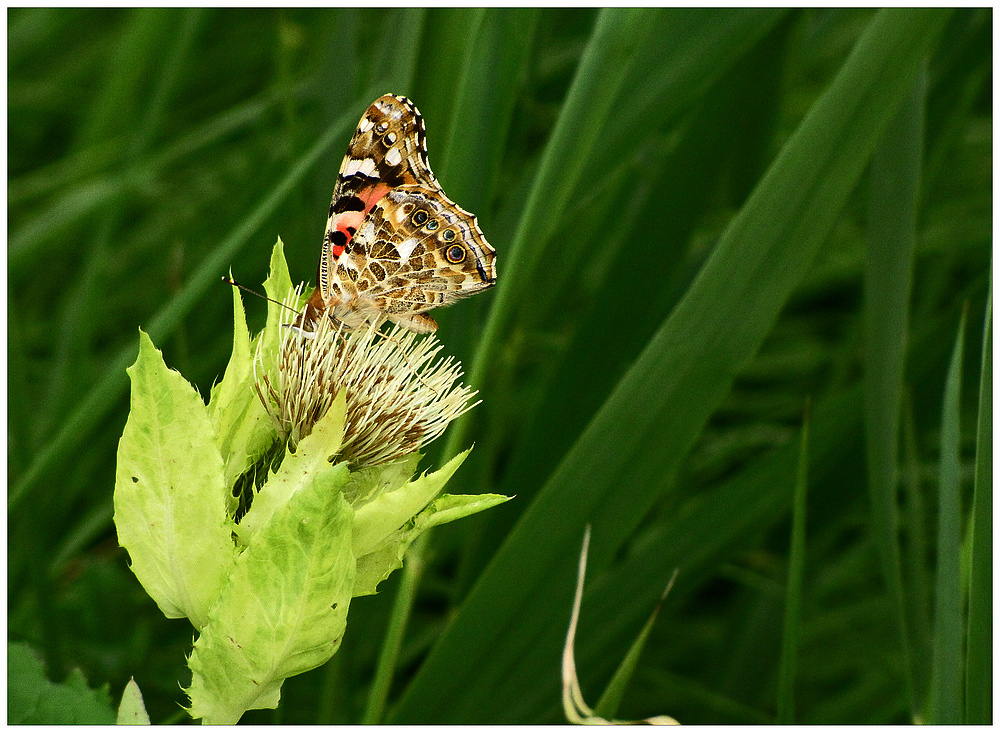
<box><xmin>387</xmin><ymin>312</ymin><xmax>438</xmax><ymax>334</ymax></box>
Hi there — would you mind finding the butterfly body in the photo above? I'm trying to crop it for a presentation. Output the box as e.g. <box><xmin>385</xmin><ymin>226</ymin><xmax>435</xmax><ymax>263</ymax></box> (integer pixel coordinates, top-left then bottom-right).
<box><xmin>302</xmin><ymin>95</ymin><xmax>496</xmax><ymax>334</ymax></box>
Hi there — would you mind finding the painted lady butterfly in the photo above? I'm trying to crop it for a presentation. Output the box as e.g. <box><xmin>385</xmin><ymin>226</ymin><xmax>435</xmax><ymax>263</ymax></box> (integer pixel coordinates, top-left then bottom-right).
<box><xmin>300</xmin><ymin>94</ymin><xmax>497</xmax><ymax>334</ymax></box>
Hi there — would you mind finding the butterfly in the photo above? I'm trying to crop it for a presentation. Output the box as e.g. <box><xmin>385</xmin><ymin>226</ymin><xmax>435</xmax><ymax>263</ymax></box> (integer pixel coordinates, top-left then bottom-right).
<box><xmin>300</xmin><ymin>94</ymin><xmax>497</xmax><ymax>334</ymax></box>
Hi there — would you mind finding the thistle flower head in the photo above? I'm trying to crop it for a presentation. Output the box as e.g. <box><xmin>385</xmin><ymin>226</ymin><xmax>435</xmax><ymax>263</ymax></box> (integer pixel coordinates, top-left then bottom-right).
<box><xmin>255</xmin><ymin>289</ymin><xmax>479</xmax><ymax>468</ymax></box>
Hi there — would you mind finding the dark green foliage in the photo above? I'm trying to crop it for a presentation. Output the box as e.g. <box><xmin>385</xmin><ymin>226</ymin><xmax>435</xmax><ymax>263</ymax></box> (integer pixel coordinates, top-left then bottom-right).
<box><xmin>9</xmin><ymin>8</ymin><xmax>990</xmax><ymax>724</ymax></box>
<box><xmin>8</xmin><ymin>642</ymin><xmax>116</xmax><ymax>724</ymax></box>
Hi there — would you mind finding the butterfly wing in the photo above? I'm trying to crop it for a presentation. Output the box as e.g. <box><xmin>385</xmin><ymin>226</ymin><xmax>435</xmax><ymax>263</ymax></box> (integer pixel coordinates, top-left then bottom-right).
<box><xmin>306</xmin><ymin>94</ymin><xmax>496</xmax><ymax>333</ymax></box>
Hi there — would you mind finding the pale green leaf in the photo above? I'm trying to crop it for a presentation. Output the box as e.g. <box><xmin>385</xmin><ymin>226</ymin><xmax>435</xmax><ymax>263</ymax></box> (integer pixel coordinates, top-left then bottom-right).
<box><xmin>344</xmin><ymin>452</ymin><xmax>422</xmax><ymax>507</ymax></box>
<box><xmin>260</xmin><ymin>237</ymin><xmax>297</xmax><ymax>365</ymax></box>
<box><xmin>113</xmin><ymin>330</ymin><xmax>235</xmax><ymax>629</ymax></box>
<box><xmin>208</xmin><ymin>277</ymin><xmax>274</xmax><ymax>491</ymax></box>
<box><xmin>352</xmin><ymin>448</ymin><xmax>469</xmax><ymax>558</ymax></box>
<box><xmin>354</xmin><ymin>490</ymin><xmax>510</xmax><ymax>598</ymax></box>
<box><xmin>411</xmin><ymin>492</ymin><xmax>512</xmax><ymax>534</ymax></box>
<box><xmin>186</xmin><ymin>468</ymin><xmax>356</xmax><ymax>724</ymax></box>
<box><xmin>354</xmin><ymin>543</ymin><xmax>411</xmax><ymax>598</ymax></box>
<box><xmin>116</xmin><ymin>678</ymin><xmax>150</xmax><ymax>725</ymax></box>
<box><xmin>236</xmin><ymin>391</ymin><xmax>348</xmax><ymax>545</ymax></box>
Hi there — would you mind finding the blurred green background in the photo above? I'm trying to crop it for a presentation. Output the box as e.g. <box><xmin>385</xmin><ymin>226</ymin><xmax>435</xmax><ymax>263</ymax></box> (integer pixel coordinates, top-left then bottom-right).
<box><xmin>8</xmin><ymin>8</ymin><xmax>991</xmax><ymax>724</ymax></box>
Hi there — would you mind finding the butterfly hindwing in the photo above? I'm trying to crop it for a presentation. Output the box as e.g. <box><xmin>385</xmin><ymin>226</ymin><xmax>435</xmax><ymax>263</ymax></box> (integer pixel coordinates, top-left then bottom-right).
<box><xmin>352</xmin><ymin>185</ymin><xmax>495</xmax><ymax>299</ymax></box>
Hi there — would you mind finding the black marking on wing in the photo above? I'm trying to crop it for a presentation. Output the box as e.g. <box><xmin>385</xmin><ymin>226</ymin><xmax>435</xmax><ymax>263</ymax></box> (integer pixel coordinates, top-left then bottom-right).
<box><xmin>475</xmin><ymin>260</ymin><xmax>492</xmax><ymax>285</ymax></box>
<box><xmin>332</xmin><ymin>194</ymin><xmax>366</xmax><ymax>215</ymax></box>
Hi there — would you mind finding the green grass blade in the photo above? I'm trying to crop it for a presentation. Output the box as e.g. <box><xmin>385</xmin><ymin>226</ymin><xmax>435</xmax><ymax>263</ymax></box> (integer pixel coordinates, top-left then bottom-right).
<box><xmin>9</xmin><ymin>178</ymin><xmax>125</xmax><ymax>273</ymax></box>
<box><xmin>393</xmin><ymin>9</ymin><xmax>952</xmax><ymax>723</ymax></box>
<box><xmin>569</xmin><ymin>297</ymin><xmax>966</xmax><ymax>724</ymax></box>
<box><xmin>362</xmin><ymin>533</ymin><xmax>425</xmax><ymax>724</ymax></box>
<box><xmin>639</xmin><ymin>668</ymin><xmax>773</xmax><ymax>724</ymax></box>
<box><xmin>428</xmin><ymin>7</ymin><xmax>537</xmax><ymax>356</ymax></box>
<box><xmin>444</xmin><ymin>8</ymin><xmax>662</xmax><ymax>455</ymax></box>
<box><xmin>965</xmin><ymin>279</ymin><xmax>991</xmax><ymax>724</ymax></box>
<box><xmin>862</xmin><ymin>63</ymin><xmax>926</xmax><ymax>715</ymax></box>
<box><xmin>74</xmin><ymin>9</ymin><xmax>174</xmax><ymax>149</ymax></box>
<box><xmin>578</xmin><ymin>8</ymin><xmax>788</xmax><ymax>197</ymax></box>
<box><xmin>48</xmin><ymin>499</ymin><xmax>114</xmax><ymax>574</ymax></box>
<box><xmin>924</xmin><ymin>10</ymin><xmax>991</xmax><ymax>190</ymax></box>
<box><xmin>901</xmin><ymin>391</ymin><xmax>933</xmax><ymax>697</ymax></box>
<box><xmin>367</xmin><ymin>8</ymin><xmax>425</xmax><ymax>95</ymax></box>
<box><xmin>9</xmin><ymin>84</ymin><xmax>305</xmax><ymax>275</ymax></box>
<box><xmin>131</xmin><ymin>9</ymin><xmax>204</xmax><ymax>153</ymax></box>
<box><xmin>777</xmin><ymin>406</ymin><xmax>810</xmax><ymax>723</ymax></box>
<box><xmin>410</xmin><ymin>8</ymin><xmax>484</xmax><ymax>138</ymax></box>
<box><xmin>928</xmin><ymin>308</ymin><xmax>966</xmax><ymax>723</ymax></box>
<box><xmin>481</xmin><ymin>15</ymin><xmax>794</xmax><ymax>511</ymax></box>
<box><xmin>436</xmin><ymin>8</ymin><xmax>538</xmax><ymax>212</ymax></box>
<box><xmin>592</xmin><ymin>576</ymin><xmax>675</xmax><ymax>720</ymax></box>
<box><xmin>8</xmin><ymin>8</ymin><xmax>62</xmax><ymax>61</ymax></box>
<box><xmin>40</xmin><ymin>10</ymin><xmax>204</xmax><ymax>438</ymax></box>
<box><xmin>9</xmin><ymin>138</ymin><xmax>121</xmax><ymax>205</ymax></box>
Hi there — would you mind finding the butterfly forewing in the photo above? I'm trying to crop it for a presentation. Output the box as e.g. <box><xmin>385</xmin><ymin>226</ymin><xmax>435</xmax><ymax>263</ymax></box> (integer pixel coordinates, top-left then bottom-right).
<box><xmin>331</xmin><ymin>95</ymin><xmax>440</xmax><ymax>202</ymax></box>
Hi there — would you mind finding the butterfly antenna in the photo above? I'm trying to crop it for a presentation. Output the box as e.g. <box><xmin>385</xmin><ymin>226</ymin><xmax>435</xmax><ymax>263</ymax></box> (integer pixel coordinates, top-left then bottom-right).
<box><xmin>222</xmin><ymin>276</ymin><xmax>302</xmax><ymax>318</ymax></box>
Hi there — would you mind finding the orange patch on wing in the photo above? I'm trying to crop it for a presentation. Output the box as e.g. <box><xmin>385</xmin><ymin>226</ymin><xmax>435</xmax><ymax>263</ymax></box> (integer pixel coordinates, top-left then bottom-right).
<box><xmin>360</xmin><ymin>182</ymin><xmax>391</xmax><ymax>213</ymax></box>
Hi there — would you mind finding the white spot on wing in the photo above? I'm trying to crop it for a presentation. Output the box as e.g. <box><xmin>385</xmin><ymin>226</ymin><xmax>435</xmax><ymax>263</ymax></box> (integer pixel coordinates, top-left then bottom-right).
<box><xmin>396</xmin><ymin>238</ymin><xmax>418</xmax><ymax>261</ymax></box>
<box><xmin>385</xmin><ymin>147</ymin><xmax>402</xmax><ymax>166</ymax></box>
<box><xmin>342</xmin><ymin>158</ymin><xmax>377</xmax><ymax>177</ymax></box>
